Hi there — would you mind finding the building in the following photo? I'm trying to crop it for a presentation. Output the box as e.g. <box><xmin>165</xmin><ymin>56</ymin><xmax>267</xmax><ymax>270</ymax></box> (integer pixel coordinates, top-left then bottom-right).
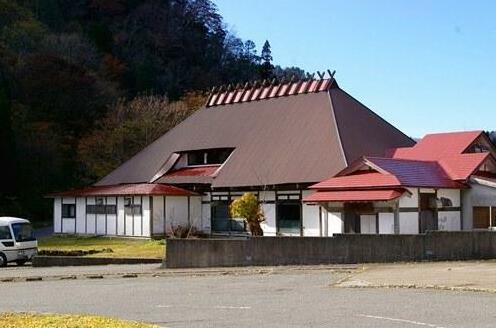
<box><xmin>304</xmin><ymin>131</ymin><xmax>496</xmax><ymax>235</ymax></box>
<box><xmin>49</xmin><ymin>77</ymin><xmax>415</xmax><ymax>237</ymax></box>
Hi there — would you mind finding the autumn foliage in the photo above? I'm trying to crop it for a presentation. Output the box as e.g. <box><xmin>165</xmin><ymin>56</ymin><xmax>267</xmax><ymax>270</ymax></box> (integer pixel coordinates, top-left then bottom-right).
<box><xmin>230</xmin><ymin>193</ymin><xmax>265</xmax><ymax>236</ymax></box>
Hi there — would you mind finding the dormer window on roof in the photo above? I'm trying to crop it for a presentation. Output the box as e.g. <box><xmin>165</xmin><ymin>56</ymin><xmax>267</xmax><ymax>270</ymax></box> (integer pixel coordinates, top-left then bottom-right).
<box><xmin>187</xmin><ymin>148</ymin><xmax>233</xmax><ymax>166</ymax></box>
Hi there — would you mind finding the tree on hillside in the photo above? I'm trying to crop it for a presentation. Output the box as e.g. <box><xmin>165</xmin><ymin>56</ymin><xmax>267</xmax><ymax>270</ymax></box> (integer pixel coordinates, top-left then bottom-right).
<box><xmin>259</xmin><ymin>40</ymin><xmax>274</xmax><ymax>80</ymax></box>
<box><xmin>78</xmin><ymin>92</ymin><xmax>206</xmax><ymax>182</ymax></box>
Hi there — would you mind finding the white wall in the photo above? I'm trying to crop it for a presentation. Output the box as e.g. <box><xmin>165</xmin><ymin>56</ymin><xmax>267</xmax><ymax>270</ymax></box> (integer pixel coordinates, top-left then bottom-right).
<box><xmin>360</xmin><ymin>215</ymin><xmax>376</xmax><ymax>234</ymax></box>
<box><xmin>75</xmin><ymin>197</ymin><xmax>86</xmax><ymax>233</ymax></box>
<box><xmin>399</xmin><ymin>212</ymin><xmax>418</xmax><ymax>234</ymax></box>
<box><xmin>302</xmin><ymin>190</ymin><xmax>320</xmax><ymax>236</ymax></box>
<box><xmin>260</xmin><ymin>191</ymin><xmax>276</xmax><ymax>236</ymax></box>
<box><xmin>106</xmin><ymin>197</ymin><xmax>117</xmax><ymax>235</ymax></box>
<box><xmin>53</xmin><ymin>197</ymin><xmax>62</xmax><ymax>233</ymax></box>
<box><xmin>117</xmin><ymin>197</ymin><xmax>125</xmax><ymax>235</ymax></box>
<box><xmin>462</xmin><ymin>183</ymin><xmax>496</xmax><ymax>230</ymax></box>
<box><xmin>142</xmin><ymin>197</ymin><xmax>151</xmax><ymax>237</ymax></box>
<box><xmin>152</xmin><ymin>196</ymin><xmax>165</xmax><ymax>235</ymax></box>
<box><xmin>438</xmin><ymin>189</ymin><xmax>461</xmax><ymax>207</ymax></box>
<box><xmin>378</xmin><ymin>213</ymin><xmax>394</xmax><ymax>234</ymax></box>
<box><xmin>189</xmin><ymin>196</ymin><xmax>202</xmax><ymax>230</ymax></box>
<box><xmin>201</xmin><ymin>193</ymin><xmax>211</xmax><ymax>233</ymax></box>
<box><xmin>399</xmin><ymin>188</ymin><xmax>418</xmax><ymax>208</ymax></box>
<box><xmin>61</xmin><ymin>197</ymin><xmax>76</xmax><ymax>234</ymax></box>
<box><xmin>166</xmin><ymin>196</ymin><xmax>189</xmax><ymax>232</ymax></box>
<box><xmin>326</xmin><ymin>210</ymin><xmax>344</xmax><ymax>236</ymax></box>
<box><xmin>438</xmin><ymin>211</ymin><xmax>461</xmax><ymax>231</ymax></box>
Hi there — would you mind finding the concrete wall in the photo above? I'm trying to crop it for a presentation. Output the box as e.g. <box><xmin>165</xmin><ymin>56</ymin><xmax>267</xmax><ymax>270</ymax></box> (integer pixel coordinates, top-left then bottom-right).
<box><xmin>166</xmin><ymin>231</ymin><xmax>496</xmax><ymax>268</ymax></box>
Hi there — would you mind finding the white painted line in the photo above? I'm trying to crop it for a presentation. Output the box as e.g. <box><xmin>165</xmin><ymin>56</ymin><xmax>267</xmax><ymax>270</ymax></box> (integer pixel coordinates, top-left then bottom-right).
<box><xmin>156</xmin><ymin>305</ymin><xmax>172</xmax><ymax>308</ymax></box>
<box><xmin>358</xmin><ymin>314</ymin><xmax>447</xmax><ymax>328</ymax></box>
<box><xmin>214</xmin><ymin>306</ymin><xmax>251</xmax><ymax>310</ymax></box>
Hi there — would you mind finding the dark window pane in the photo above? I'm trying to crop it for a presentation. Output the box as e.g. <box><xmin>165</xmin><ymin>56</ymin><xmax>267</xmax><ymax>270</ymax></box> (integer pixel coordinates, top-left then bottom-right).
<box><xmin>0</xmin><ymin>226</ymin><xmax>12</xmax><ymax>240</ymax></box>
<box><xmin>188</xmin><ymin>150</ymin><xmax>205</xmax><ymax>165</ymax></box>
<box><xmin>277</xmin><ymin>203</ymin><xmax>301</xmax><ymax>234</ymax></box>
<box><xmin>62</xmin><ymin>204</ymin><xmax>76</xmax><ymax>218</ymax></box>
<box><xmin>207</xmin><ymin>149</ymin><xmax>231</xmax><ymax>164</ymax></box>
<box><xmin>133</xmin><ymin>205</ymin><xmax>142</xmax><ymax>215</ymax></box>
<box><xmin>106</xmin><ymin>205</ymin><xmax>117</xmax><ymax>215</ymax></box>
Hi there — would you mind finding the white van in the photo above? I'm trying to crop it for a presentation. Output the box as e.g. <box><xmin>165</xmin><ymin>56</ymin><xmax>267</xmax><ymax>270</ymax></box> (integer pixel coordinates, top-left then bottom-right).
<box><xmin>0</xmin><ymin>217</ymin><xmax>38</xmax><ymax>267</ymax></box>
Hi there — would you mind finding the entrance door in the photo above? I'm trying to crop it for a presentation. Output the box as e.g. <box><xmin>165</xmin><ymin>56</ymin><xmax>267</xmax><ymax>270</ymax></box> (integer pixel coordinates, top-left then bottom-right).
<box><xmin>420</xmin><ymin>193</ymin><xmax>437</xmax><ymax>233</ymax></box>
<box><xmin>276</xmin><ymin>201</ymin><xmax>301</xmax><ymax>235</ymax></box>
<box><xmin>360</xmin><ymin>215</ymin><xmax>377</xmax><ymax>234</ymax></box>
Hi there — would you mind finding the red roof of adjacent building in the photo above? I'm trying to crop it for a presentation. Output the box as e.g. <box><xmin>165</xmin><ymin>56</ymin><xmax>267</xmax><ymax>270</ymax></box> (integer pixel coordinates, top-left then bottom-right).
<box><xmin>47</xmin><ymin>183</ymin><xmax>197</xmax><ymax>197</ymax></box>
<box><xmin>306</xmin><ymin>131</ymin><xmax>495</xmax><ymax>203</ymax></box>
<box><xmin>389</xmin><ymin>130</ymin><xmax>483</xmax><ymax>160</ymax></box>
<box><xmin>304</xmin><ymin>189</ymin><xmax>405</xmax><ymax>202</ymax></box>
<box><xmin>311</xmin><ymin>171</ymin><xmax>400</xmax><ymax>189</ymax></box>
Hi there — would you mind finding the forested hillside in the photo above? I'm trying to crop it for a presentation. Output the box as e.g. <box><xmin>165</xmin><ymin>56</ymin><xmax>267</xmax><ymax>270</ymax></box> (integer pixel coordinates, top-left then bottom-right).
<box><xmin>0</xmin><ymin>0</ymin><xmax>305</xmax><ymax>222</ymax></box>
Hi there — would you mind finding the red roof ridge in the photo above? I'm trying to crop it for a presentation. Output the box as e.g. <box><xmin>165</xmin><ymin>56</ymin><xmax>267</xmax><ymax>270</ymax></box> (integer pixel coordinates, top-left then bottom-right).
<box><xmin>421</xmin><ymin>130</ymin><xmax>483</xmax><ymax>137</ymax></box>
<box><xmin>205</xmin><ymin>77</ymin><xmax>338</xmax><ymax>107</ymax></box>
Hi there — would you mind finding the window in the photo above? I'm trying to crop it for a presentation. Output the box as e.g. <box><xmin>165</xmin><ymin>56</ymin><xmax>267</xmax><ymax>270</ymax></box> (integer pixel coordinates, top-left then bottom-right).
<box><xmin>62</xmin><ymin>204</ymin><xmax>76</xmax><ymax>218</ymax></box>
<box><xmin>0</xmin><ymin>226</ymin><xmax>12</xmax><ymax>240</ymax></box>
<box><xmin>124</xmin><ymin>197</ymin><xmax>142</xmax><ymax>215</ymax></box>
<box><xmin>187</xmin><ymin>148</ymin><xmax>232</xmax><ymax>166</ymax></box>
<box><xmin>86</xmin><ymin>204</ymin><xmax>116</xmax><ymax>215</ymax></box>
<box><xmin>11</xmin><ymin>222</ymin><xmax>35</xmax><ymax>242</ymax></box>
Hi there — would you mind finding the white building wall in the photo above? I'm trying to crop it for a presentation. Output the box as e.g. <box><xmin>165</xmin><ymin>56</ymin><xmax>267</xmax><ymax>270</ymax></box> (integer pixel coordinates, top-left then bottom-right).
<box><xmin>166</xmin><ymin>196</ymin><xmax>189</xmax><ymax>232</ymax></box>
<box><xmin>302</xmin><ymin>190</ymin><xmax>320</xmax><ymax>236</ymax></box>
<box><xmin>189</xmin><ymin>196</ymin><xmax>202</xmax><ymax>230</ymax></box>
<box><xmin>360</xmin><ymin>214</ymin><xmax>376</xmax><ymax>234</ymax></box>
<box><xmin>378</xmin><ymin>213</ymin><xmax>394</xmax><ymax>234</ymax></box>
<box><xmin>86</xmin><ymin>197</ymin><xmax>96</xmax><ymax>234</ymax></box>
<box><xmin>399</xmin><ymin>188</ymin><xmax>418</xmax><ymax>208</ymax></box>
<box><xmin>117</xmin><ymin>197</ymin><xmax>125</xmax><ymax>235</ymax></box>
<box><xmin>462</xmin><ymin>183</ymin><xmax>496</xmax><ymax>230</ymax></box>
<box><xmin>328</xmin><ymin>212</ymin><xmax>343</xmax><ymax>236</ymax></box>
<box><xmin>201</xmin><ymin>193</ymin><xmax>211</xmax><ymax>233</ymax></box>
<box><xmin>61</xmin><ymin>197</ymin><xmax>76</xmax><ymax>234</ymax></box>
<box><xmin>152</xmin><ymin>196</ymin><xmax>165</xmax><ymax>235</ymax></box>
<box><xmin>438</xmin><ymin>189</ymin><xmax>461</xmax><ymax>207</ymax></box>
<box><xmin>53</xmin><ymin>197</ymin><xmax>62</xmax><ymax>233</ymax></box>
<box><xmin>75</xmin><ymin>197</ymin><xmax>86</xmax><ymax>234</ymax></box>
<box><xmin>399</xmin><ymin>212</ymin><xmax>419</xmax><ymax>234</ymax></box>
<box><xmin>140</xmin><ymin>197</ymin><xmax>150</xmax><ymax>237</ymax></box>
<box><xmin>438</xmin><ymin>211</ymin><xmax>461</xmax><ymax>231</ymax></box>
<box><xmin>106</xmin><ymin>197</ymin><xmax>117</xmax><ymax>235</ymax></box>
<box><xmin>260</xmin><ymin>191</ymin><xmax>276</xmax><ymax>236</ymax></box>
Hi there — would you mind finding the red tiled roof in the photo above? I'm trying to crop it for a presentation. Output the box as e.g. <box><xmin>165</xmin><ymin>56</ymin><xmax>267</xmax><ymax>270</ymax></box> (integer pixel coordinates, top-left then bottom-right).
<box><xmin>47</xmin><ymin>183</ymin><xmax>197</xmax><ymax>197</ymax></box>
<box><xmin>304</xmin><ymin>189</ymin><xmax>405</xmax><ymax>202</ymax></box>
<box><xmin>310</xmin><ymin>171</ymin><xmax>400</xmax><ymax>189</ymax></box>
<box><xmin>390</xmin><ymin>130</ymin><xmax>483</xmax><ymax>161</ymax></box>
<box><xmin>164</xmin><ymin>165</ymin><xmax>220</xmax><ymax>177</ymax></box>
<box><xmin>438</xmin><ymin>153</ymin><xmax>490</xmax><ymax>181</ymax></box>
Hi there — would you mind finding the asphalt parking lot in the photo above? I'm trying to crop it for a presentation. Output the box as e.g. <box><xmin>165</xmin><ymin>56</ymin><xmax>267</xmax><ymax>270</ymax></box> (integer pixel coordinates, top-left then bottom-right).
<box><xmin>1</xmin><ymin>267</ymin><xmax>495</xmax><ymax>327</ymax></box>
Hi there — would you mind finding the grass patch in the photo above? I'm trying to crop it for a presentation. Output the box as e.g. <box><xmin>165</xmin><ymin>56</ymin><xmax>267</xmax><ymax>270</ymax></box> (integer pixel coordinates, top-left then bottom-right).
<box><xmin>0</xmin><ymin>313</ymin><xmax>159</xmax><ymax>328</ymax></box>
<box><xmin>38</xmin><ymin>236</ymin><xmax>164</xmax><ymax>259</ymax></box>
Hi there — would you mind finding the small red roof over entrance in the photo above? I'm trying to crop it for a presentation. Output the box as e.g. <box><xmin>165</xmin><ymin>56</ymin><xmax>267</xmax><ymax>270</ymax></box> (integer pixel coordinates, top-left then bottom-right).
<box><xmin>304</xmin><ymin>189</ymin><xmax>405</xmax><ymax>203</ymax></box>
<box><xmin>47</xmin><ymin>183</ymin><xmax>197</xmax><ymax>197</ymax></box>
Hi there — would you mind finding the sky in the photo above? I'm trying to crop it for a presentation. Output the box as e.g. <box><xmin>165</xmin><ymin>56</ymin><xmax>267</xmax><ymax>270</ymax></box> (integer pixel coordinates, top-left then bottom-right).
<box><xmin>214</xmin><ymin>0</ymin><xmax>496</xmax><ymax>138</ymax></box>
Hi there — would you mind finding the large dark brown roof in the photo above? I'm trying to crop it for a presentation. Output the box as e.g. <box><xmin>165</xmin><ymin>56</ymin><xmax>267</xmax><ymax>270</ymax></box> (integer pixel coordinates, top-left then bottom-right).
<box><xmin>97</xmin><ymin>80</ymin><xmax>414</xmax><ymax>188</ymax></box>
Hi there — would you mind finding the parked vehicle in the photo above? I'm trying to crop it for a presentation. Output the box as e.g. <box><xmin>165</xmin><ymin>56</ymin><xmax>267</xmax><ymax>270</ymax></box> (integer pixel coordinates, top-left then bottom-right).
<box><xmin>0</xmin><ymin>217</ymin><xmax>38</xmax><ymax>267</ymax></box>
